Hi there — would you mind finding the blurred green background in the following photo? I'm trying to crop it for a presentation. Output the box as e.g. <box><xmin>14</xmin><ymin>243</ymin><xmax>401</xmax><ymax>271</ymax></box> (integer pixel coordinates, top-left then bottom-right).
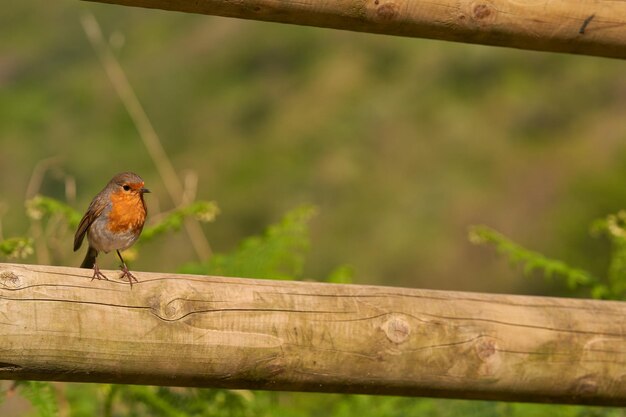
<box><xmin>2</xmin><ymin>0</ymin><xmax>626</xmax><ymax>415</ymax></box>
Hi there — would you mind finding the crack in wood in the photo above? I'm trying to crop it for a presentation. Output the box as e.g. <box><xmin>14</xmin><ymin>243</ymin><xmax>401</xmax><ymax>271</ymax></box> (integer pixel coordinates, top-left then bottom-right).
<box><xmin>0</xmin><ymin>362</ymin><xmax>23</xmax><ymax>371</ymax></box>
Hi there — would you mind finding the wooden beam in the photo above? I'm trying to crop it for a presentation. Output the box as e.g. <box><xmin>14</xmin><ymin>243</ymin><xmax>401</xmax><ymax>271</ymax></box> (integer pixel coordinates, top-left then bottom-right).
<box><xmin>82</xmin><ymin>0</ymin><xmax>626</xmax><ymax>60</ymax></box>
<box><xmin>0</xmin><ymin>263</ymin><xmax>625</xmax><ymax>405</ymax></box>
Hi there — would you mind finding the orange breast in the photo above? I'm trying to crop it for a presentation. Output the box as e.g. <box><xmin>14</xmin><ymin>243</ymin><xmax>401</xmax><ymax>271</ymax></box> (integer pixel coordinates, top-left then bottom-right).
<box><xmin>107</xmin><ymin>191</ymin><xmax>147</xmax><ymax>233</ymax></box>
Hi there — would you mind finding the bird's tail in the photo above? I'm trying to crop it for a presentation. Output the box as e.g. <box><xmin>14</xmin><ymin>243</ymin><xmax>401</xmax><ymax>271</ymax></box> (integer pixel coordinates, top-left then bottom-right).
<box><xmin>80</xmin><ymin>246</ymin><xmax>98</xmax><ymax>269</ymax></box>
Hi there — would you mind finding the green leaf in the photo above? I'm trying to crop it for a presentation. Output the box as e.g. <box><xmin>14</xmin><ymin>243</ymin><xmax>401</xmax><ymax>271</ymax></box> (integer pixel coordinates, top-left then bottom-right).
<box><xmin>181</xmin><ymin>205</ymin><xmax>317</xmax><ymax>280</ymax></box>
<box><xmin>326</xmin><ymin>265</ymin><xmax>354</xmax><ymax>284</ymax></box>
<box><xmin>468</xmin><ymin>225</ymin><xmax>600</xmax><ymax>295</ymax></box>
<box><xmin>590</xmin><ymin>212</ymin><xmax>626</xmax><ymax>299</ymax></box>
<box><xmin>25</xmin><ymin>195</ymin><xmax>82</xmax><ymax>228</ymax></box>
<box><xmin>15</xmin><ymin>381</ymin><xmax>58</xmax><ymax>417</ymax></box>
<box><xmin>140</xmin><ymin>200</ymin><xmax>220</xmax><ymax>244</ymax></box>
<box><xmin>0</xmin><ymin>236</ymin><xmax>34</xmax><ymax>259</ymax></box>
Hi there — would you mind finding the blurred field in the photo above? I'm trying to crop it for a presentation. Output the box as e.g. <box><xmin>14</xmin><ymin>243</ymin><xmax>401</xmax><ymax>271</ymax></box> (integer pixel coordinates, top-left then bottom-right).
<box><xmin>2</xmin><ymin>0</ymin><xmax>626</xmax><ymax>296</ymax></box>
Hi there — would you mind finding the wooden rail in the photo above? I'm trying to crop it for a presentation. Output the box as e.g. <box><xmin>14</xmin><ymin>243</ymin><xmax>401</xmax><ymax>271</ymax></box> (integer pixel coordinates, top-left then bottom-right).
<box><xmin>83</xmin><ymin>0</ymin><xmax>626</xmax><ymax>59</ymax></box>
<box><xmin>0</xmin><ymin>263</ymin><xmax>625</xmax><ymax>405</ymax></box>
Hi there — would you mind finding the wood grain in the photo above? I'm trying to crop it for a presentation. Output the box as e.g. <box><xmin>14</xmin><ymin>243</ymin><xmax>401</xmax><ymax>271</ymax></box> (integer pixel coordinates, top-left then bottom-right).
<box><xmin>0</xmin><ymin>263</ymin><xmax>625</xmax><ymax>405</ymax></box>
<box><xmin>82</xmin><ymin>0</ymin><xmax>626</xmax><ymax>59</ymax></box>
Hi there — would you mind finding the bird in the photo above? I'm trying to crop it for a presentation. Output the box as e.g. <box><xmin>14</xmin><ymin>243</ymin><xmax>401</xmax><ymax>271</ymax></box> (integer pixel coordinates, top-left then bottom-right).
<box><xmin>74</xmin><ymin>172</ymin><xmax>150</xmax><ymax>287</ymax></box>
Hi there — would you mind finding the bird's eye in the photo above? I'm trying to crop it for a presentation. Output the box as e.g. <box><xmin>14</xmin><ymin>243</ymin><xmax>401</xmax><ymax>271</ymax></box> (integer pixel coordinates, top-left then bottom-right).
<box><xmin>123</xmin><ymin>185</ymin><xmax>131</xmax><ymax>191</ymax></box>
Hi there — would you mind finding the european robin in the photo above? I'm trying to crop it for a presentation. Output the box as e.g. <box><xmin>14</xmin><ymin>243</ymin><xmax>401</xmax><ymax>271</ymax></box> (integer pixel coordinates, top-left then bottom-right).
<box><xmin>74</xmin><ymin>172</ymin><xmax>150</xmax><ymax>286</ymax></box>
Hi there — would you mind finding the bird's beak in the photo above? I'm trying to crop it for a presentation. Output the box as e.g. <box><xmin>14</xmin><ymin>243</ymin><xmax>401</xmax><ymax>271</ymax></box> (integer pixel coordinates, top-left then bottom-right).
<box><xmin>140</xmin><ymin>188</ymin><xmax>151</xmax><ymax>194</ymax></box>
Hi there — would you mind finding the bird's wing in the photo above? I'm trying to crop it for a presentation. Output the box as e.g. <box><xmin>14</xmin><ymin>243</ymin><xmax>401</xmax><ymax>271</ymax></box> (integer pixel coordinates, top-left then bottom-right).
<box><xmin>73</xmin><ymin>200</ymin><xmax>106</xmax><ymax>251</ymax></box>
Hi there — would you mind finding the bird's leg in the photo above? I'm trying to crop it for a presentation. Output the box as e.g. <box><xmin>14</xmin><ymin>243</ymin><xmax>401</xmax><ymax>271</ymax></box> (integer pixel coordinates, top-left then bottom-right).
<box><xmin>91</xmin><ymin>258</ymin><xmax>109</xmax><ymax>281</ymax></box>
<box><xmin>117</xmin><ymin>250</ymin><xmax>139</xmax><ymax>287</ymax></box>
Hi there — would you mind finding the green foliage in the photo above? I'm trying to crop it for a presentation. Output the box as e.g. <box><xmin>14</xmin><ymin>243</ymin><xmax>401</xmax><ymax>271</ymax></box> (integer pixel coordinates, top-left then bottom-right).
<box><xmin>591</xmin><ymin>211</ymin><xmax>626</xmax><ymax>299</ymax></box>
<box><xmin>62</xmin><ymin>383</ymin><xmax>101</xmax><ymax>417</ymax></box>
<box><xmin>1</xmin><ymin>195</ymin><xmax>217</xmax><ymax>264</ymax></box>
<box><xmin>140</xmin><ymin>201</ymin><xmax>220</xmax><ymax>244</ymax></box>
<box><xmin>469</xmin><ymin>215</ymin><xmax>626</xmax><ymax>299</ymax></box>
<box><xmin>181</xmin><ymin>205</ymin><xmax>317</xmax><ymax>280</ymax></box>
<box><xmin>469</xmin><ymin>225</ymin><xmax>598</xmax><ymax>289</ymax></box>
<box><xmin>233</xmin><ymin>393</ymin><xmax>623</xmax><ymax>417</ymax></box>
<box><xmin>325</xmin><ymin>264</ymin><xmax>354</xmax><ymax>284</ymax></box>
<box><xmin>25</xmin><ymin>195</ymin><xmax>81</xmax><ymax>228</ymax></box>
<box><xmin>0</xmin><ymin>236</ymin><xmax>34</xmax><ymax>259</ymax></box>
<box><xmin>14</xmin><ymin>381</ymin><xmax>58</xmax><ymax>417</ymax></box>
<box><xmin>107</xmin><ymin>386</ymin><xmax>264</xmax><ymax>417</ymax></box>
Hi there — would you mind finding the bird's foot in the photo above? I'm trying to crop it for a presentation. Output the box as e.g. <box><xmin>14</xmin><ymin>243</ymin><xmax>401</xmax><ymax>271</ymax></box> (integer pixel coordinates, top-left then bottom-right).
<box><xmin>119</xmin><ymin>264</ymin><xmax>139</xmax><ymax>288</ymax></box>
<box><xmin>91</xmin><ymin>265</ymin><xmax>109</xmax><ymax>281</ymax></box>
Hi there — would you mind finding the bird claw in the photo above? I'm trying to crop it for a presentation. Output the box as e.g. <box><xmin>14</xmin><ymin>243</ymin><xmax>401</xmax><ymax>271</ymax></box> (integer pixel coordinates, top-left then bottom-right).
<box><xmin>119</xmin><ymin>265</ymin><xmax>139</xmax><ymax>288</ymax></box>
<box><xmin>91</xmin><ymin>265</ymin><xmax>109</xmax><ymax>281</ymax></box>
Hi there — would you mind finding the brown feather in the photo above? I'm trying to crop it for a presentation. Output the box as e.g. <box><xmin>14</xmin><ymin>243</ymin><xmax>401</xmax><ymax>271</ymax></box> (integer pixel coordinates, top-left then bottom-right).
<box><xmin>73</xmin><ymin>200</ymin><xmax>106</xmax><ymax>251</ymax></box>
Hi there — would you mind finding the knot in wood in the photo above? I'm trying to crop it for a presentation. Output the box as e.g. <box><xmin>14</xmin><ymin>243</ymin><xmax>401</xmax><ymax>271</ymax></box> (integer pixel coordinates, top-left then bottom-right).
<box><xmin>382</xmin><ymin>316</ymin><xmax>410</xmax><ymax>344</ymax></box>
<box><xmin>473</xmin><ymin>3</ymin><xmax>492</xmax><ymax>19</ymax></box>
<box><xmin>372</xmin><ymin>0</ymin><xmax>398</xmax><ymax>22</ymax></box>
<box><xmin>574</xmin><ymin>375</ymin><xmax>598</xmax><ymax>396</ymax></box>
<box><xmin>468</xmin><ymin>1</ymin><xmax>496</xmax><ymax>24</ymax></box>
<box><xmin>164</xmin><ymin>299</ymin><xmax>185</xmax><ymax>320</ymax></box>
<box><xmin>0</xmin><ymin>271</ymin><xmax>22</xmax><ymax>288</ymax></box>
<box><xmin>149</xmin><ymin>295</ymin><xmax>188</xmax><ymax>321</ymax></box>
<box><xmin>475</xmin><ymin>338</ymin><xmax>497</xmax><ymax>361</ymax></box>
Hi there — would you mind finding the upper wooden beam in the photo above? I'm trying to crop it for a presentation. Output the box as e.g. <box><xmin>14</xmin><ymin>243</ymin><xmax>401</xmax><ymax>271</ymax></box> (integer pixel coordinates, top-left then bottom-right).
<box><xmin>83</xmin><ymin>0</ymin><xmax>626</xmax><ymax>59</ymax></box>
<box><xmin>0</xmin><ymin>263</ymin><xmax>625</xmax><ymax>405</ymax></box>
